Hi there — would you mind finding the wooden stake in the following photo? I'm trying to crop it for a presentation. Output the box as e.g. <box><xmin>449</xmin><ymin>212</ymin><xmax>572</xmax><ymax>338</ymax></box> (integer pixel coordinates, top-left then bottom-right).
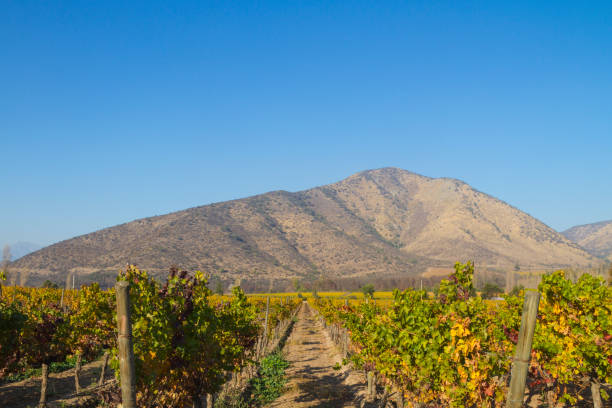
<box><xmin>116</xmin><ymin>281</ymin><xmax>136</xmax><ymax>408</ymax></box>
<box><xmin>367</xmin><ymin>371</ymin><xmax>375</xmax><ymax>400</ymax></box>
<box><xmin>263</xmin><ymin>296</ymin><xmax>270</xmax><ymax>347</ymax></box>
<box><xmin>591</xmin><ymin>380</ymin><xmax>603</xmax><ymax>408</ymax></box>
<box><xmin>396</xmin><ymin>389</ymin><xmax>404</xmax><ymax>408</ymax></box>
<box><xmin>506</xmin><ymin>291</ymin><xmax>540</xmax><ymax>408</ymax></box>
<box><xmin>39</xmin><ymin>363</ymin><xmax>49</xmax><ymax>408</ymax></box>
<box><xmin>99</xmin><ymin>351</ymin><xmax>110</xmax><ymax>386</ymax></box>
<box><xmin>60</xmin><ymin>288</ymin><xmax>65</xmax><ymax>308</ymax></box>
<box><xmin>74</xmin><ymin>353</ymin><xmax>82</xmax><ymax>394</ymax></box>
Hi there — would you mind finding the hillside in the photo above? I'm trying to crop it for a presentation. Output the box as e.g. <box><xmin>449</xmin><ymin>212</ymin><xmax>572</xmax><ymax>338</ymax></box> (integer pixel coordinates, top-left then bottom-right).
<box><xmin>563</xmin><ymin>220</ymin><xmax>612</xmax><ymax>261</ymax></box>
<box><xmin>11</xmin><ymin>168</ymin><xmax>596</xmax><ymax>287</ymax></box>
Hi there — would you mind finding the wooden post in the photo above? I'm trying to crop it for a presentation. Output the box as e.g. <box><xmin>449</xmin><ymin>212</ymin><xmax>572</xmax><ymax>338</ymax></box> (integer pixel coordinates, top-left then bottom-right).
<box><xmin>396</xmin><ymin>389</ymin><xmax>404</xmax><ymax>408</ymax></box>
<box><xmin>344</xmin><ymin>331</ymin><xmax>349</xmax><ymax>358</ymax></box>
<box><xmin>99</xmin><ymin>351</ymin><xmax>110</xmax><ymax>386</ymax></box>
<box><xmin>367</xmin><ymin>371</ymin><xmax>375</xmax><ymax>400</ymax></box>
<box><xmin>39</xmin><ymin>363</ymin><xmax>49</xmax><ymax>408</ymax></box>
<box><xmin>74</xmin><ymin>352</ymin><xmax>82</xmax><ymax>394</ymax></box>
<box><xmin>116</xmin><ymin>281</ymin><xmax>136</xmax><ymax>408</ymax></box>
<box><xmin>60</xmin><ymin>288</ymin><xmax>65</xmax><ymax>308</ymax></box>
<box><xmin>263</xmin><ymin>296</ymin><xmax>270</xmax><ymax>346</ymax></box>
<box><xmin>506</xmin><ymin>291</ymin><xmax>540</xmax><ymax>408</ymax></box>
<box><xmin>344</xmin><ymin>299</ymin><xmax>348</xmax><ymax>307</ymax></box>
<box><xmin>591</xmin><ymin>380</ymin><xmax>603</xmax><ymax>408</ymax></box>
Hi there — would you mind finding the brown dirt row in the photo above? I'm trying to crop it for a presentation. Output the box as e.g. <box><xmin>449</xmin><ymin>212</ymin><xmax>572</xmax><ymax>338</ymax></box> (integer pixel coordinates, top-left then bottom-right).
<box><xmin>269</xmin><ymin>302</ymin><xmax>367</xmax><ymax>408</ymax></box>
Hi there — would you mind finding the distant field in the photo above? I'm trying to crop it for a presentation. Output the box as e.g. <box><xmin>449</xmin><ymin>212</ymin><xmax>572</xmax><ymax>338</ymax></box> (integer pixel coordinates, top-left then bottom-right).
<box><xmin>246</xmin><ymin>291</ymin><xmax>395</xmax><ymax>299</ymax></box>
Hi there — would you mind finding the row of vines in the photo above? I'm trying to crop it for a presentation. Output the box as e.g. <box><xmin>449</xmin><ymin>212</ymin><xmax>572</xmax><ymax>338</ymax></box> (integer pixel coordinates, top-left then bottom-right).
<box><xmin>311</xmin><ymin>262</ymin><xmax>612</xmax><ymax>407</ymax></box>
<box><xmin>0</xmin><ymin>265</ymin><xmax>301</xmax><ymax>407</ymax></box>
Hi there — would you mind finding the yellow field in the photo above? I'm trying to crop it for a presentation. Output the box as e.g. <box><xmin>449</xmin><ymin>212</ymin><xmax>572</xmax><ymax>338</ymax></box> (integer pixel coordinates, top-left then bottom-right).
<box><xmin>245</xmin><ymin>291</ymin><xmax>395</xmax><ymax>299</ymax></box>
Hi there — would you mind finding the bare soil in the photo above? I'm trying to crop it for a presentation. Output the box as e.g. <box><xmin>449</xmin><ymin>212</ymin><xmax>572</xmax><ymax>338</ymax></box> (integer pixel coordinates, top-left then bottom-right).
<box><xmin>0</xmin><ymin>358</ymin><xmax>114</xmax><ymax>408</ymax></box>
<box><xmin>269</xmin><ymin>302</ymin><xmax>366</xmax><ymax>408</ymax></box>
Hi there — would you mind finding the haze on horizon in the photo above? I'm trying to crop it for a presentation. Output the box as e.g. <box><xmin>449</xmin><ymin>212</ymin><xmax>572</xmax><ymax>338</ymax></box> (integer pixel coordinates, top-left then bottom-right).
<box><xmin>2</xmin><ymin>1</ymin><xmax>611</xmax><ymax>248</ymax></box>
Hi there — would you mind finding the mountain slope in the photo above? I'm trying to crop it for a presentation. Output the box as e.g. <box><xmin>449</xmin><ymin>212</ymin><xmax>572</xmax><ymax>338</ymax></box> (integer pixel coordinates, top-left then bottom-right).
<box><xmin>563</xmin><ymin>220</ymin><xmax>612</xmax><ymax>261</ymax></box>
<box><xmin>12</xmin><ymin>168</ymin><xmax>596</xmax><ymax>285</ymax></box>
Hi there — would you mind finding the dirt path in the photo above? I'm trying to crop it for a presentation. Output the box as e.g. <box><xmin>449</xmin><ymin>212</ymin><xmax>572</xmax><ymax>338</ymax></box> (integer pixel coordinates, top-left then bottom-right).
<box><xmin>0</xmin><ymin>358</ymin><xmax>114</xmax><ymax>408</ymax></box>
<box><xmin>270</xmin><ymin>302</ymin><xmax>365</xmax><ymax>408</ymax></box>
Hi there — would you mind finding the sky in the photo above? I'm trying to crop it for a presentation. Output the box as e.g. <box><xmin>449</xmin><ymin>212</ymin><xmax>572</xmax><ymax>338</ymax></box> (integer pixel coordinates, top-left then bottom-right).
<box><xmin>1</xmin><ymin>1</ymin><xmax>611</xmax><ymax>248</ymax></box>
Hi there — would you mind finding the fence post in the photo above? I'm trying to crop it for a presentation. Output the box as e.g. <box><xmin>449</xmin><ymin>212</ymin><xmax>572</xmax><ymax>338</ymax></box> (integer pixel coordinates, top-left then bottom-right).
<box><xmin>60</xmin><ymin>288</ymin><xmax>65</xmax><ymax>308</ymax></box>
<box><xmin>116</xmin><ymin>281</ymin><xmax>136</xmax><ymax>408</ymax></box>
<box><xmin>506</xmin><ymin>291</ymin><xmax>540</xmax><ymax>408</ymax></box>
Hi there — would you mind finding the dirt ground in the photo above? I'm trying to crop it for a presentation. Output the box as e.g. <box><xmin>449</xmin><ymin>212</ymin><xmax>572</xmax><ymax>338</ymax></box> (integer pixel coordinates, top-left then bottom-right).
<box><xmin>269</xmin><ymin>302</ymin><xmax>367</xmax><ymax>408</ymax></box>
<box><xmin>0</xmin><ymin>358</ymin><xmax>114</xmax><ymax>408</ymax></box>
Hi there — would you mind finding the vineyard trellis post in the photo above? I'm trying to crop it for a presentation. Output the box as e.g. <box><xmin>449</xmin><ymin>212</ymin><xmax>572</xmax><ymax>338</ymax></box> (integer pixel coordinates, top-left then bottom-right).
<box><xmin>99</xmin><ymin>351</ymin><xmax>110</xmax><ymax>386</ymax></box>
<box><xmin>367</xmin><ymin>370</ymin><xmax>376</xmax><ymax>400</ymax></box>
<box><xmin>74</xmin><ymin>353</ymin><xmax>82</xmax><ymax>394</ymax></box>
<box><xmin>506</xmin><ymin>290</ymin><xmax>540</xmax><ymax>408</ymax></box>
<box><xmin>264</xmin><ymin>296</ymin><xmax>270</xmax><ymax>345</ymax></box>
<box><xmin>116</xmin><ymin>281</ymin><xmax>136</xmax><ymax>408</ymax></box>
<box><xmin>591</xmin><ymin>380</ymin><xmax>603</xmax><ymax>408</ymax></box>
<box><xmin>38</xmin><ymin>363</ymin><xmax>49</xmax><ymax>408</ymax></box>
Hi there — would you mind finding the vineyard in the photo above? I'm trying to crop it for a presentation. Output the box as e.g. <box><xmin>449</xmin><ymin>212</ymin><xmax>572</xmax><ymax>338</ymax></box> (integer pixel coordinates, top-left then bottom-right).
<box><xmin>311</xmin><ymin>262</ymin><xmax>612</xmax><ymax>407</ymax></box>
<box><xmin>0</xmin><ymin>266</ymin><xmax>301</xmax><ymax>407</ymax></box>
<box><xmin>0</xmin><ymin>262</ymin><xmax>610</xmax><ymax>407</ymax></box>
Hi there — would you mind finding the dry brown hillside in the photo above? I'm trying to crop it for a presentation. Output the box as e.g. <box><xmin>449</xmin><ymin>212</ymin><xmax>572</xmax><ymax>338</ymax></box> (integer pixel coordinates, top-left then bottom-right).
<box><xmin>563</xmin><ymin>220</ymin><xmax>612</xmax><ymax>261</ymax></box>
<box><xmin>11</xmin><ymin>168</ymin><xmax>596</xmax><ymax>286</ymax></box>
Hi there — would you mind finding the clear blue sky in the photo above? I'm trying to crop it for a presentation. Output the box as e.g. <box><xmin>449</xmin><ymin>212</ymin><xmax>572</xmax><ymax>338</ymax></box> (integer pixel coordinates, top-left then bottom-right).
<box><xmin>2</xmin><ymin>1</ymin><xmax>611</xmax><ymax>248</ymax></box>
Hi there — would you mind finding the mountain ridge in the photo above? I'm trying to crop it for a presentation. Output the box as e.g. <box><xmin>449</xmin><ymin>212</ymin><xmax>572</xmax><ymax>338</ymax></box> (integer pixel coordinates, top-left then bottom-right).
<box><xmin>563</xmin><ymin>220</ymin><xmax>612</xmax><ymax>261</ymax></box>
<box><xmin>10</xmin><ymin>167</ymin><xmax>597</xmax><ymax>286</ymax></box>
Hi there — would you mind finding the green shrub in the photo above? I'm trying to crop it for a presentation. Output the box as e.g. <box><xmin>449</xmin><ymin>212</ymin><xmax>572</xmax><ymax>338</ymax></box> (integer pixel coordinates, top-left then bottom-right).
<box><xmin>251</xmin><ymin>351</ymin><xmax>289</xmax><ymax>404</ymax></box>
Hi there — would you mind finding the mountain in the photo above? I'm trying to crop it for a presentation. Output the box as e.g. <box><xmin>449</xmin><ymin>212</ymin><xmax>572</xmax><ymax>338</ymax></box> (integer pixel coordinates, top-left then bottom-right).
<box><xmin>11</xmin><ymin>168</ymin><xmax>596</xmax><ymax>287</ymax></box>
<box><xmin>562</xmin><ymin>220</ymin><xmax>612</xmax><ymax>261</ymax></box>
